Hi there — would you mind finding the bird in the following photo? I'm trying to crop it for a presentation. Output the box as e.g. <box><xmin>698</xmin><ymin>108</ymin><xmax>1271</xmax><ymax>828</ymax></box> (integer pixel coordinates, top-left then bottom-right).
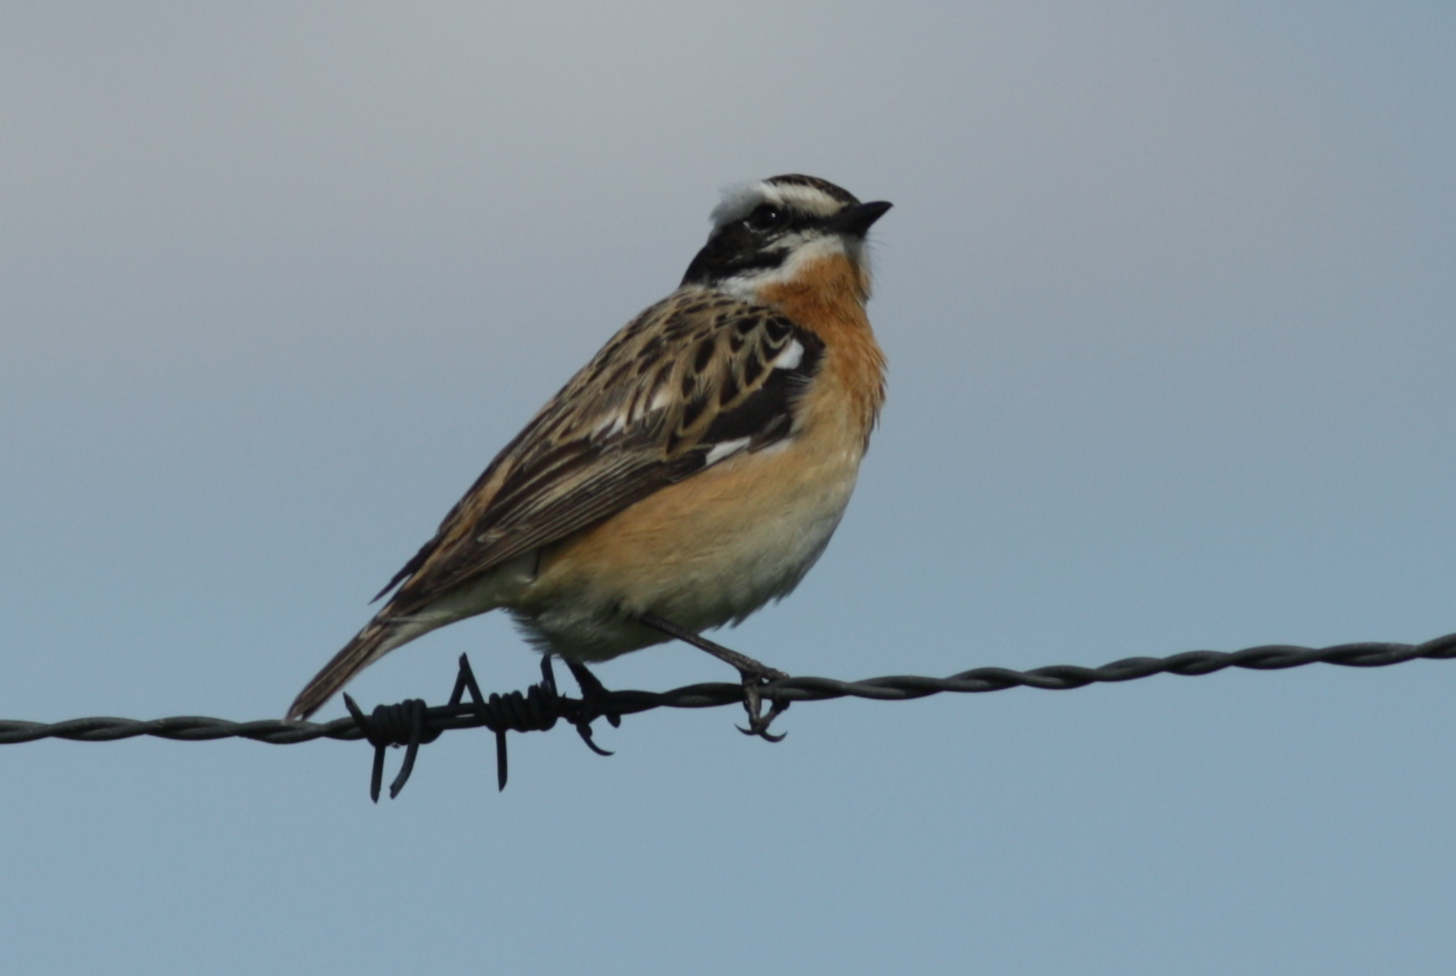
<box><xmin>288</xmin><ymin>174</ymin><xmax>892</xmax><ymax>736</ymax></box>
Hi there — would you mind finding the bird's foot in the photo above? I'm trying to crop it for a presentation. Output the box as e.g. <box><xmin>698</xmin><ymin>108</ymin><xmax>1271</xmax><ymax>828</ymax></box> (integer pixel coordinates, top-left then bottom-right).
<box><xmin>554</xmin><ymin>656</ymin><xmax>621</xmax><ymax>757</ymax></box>
<box><xmin>637</xmin><ymin>612</ymin><xmax>790</xmax><ymax>741</ymax></box>
<box><xmin>736</xmin><ymin>662</ymin><xmax>790</xmax><ymax>742</ymax></box>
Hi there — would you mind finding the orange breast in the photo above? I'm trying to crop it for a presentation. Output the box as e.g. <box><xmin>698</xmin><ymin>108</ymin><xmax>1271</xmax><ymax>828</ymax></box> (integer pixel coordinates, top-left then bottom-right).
<box><xmin>758</xmin><ymin>253</ymin><xmax>886</xmax><ymax>448</ymax></box>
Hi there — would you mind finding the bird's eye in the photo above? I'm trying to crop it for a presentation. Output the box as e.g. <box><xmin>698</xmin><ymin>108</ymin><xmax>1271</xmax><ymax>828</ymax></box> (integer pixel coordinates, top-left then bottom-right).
<box><xmin>745</xmin><ymin>204</ymin><xmax>785</xmax><ymax>231</ymax></box>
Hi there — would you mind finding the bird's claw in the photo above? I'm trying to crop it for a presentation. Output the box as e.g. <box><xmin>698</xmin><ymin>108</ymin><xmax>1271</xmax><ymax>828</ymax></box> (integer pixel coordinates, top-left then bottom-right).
<box><xmin>735</xmin><ymin>667</ymin><xmax>789</xmax><ymax>742</ymax></box>
<box><xmin>634</xmin><ymin>612</ymin><xmax>792</xmax><ymax>739</ymax></box>
<box><xmin>561</xmin><ymin>657</ymin><xmax>619</xmax><ymax>755</ymax></box>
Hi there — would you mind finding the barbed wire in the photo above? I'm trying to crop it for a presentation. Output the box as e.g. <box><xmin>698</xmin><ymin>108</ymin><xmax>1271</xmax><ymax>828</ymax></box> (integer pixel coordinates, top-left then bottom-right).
<box><xmin>4</xmin><ymin>631</ymin><xmax>1454</xmax><ymax>800</ymax></box>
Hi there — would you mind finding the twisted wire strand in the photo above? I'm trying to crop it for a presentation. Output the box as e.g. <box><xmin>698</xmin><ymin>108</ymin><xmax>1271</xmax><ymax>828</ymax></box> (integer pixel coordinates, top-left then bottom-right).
<box><xmin>4</xmin><ymin>632</ymin><xmax>1453</xmax><ymax>746</ymax></box>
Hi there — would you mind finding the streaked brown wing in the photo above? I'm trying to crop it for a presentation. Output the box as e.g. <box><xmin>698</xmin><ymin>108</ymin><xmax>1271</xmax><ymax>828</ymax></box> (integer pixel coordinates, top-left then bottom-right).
<box><xmin>382</xmin><ymin>287</ymin><xmax>824</xmax><ymax>615</ymax></box>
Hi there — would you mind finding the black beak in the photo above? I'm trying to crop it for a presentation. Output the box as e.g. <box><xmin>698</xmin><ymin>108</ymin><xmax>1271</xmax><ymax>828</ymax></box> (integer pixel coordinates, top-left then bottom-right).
<box><xmin>828</xmin><ymin>200</ymin><xmax>893</xmax><ymax>238</ymax></box>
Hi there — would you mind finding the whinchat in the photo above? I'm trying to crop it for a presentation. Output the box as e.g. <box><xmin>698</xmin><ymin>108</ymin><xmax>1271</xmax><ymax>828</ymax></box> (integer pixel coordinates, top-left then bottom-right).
<box><xmin>289</xmin><ymin>175</ymin><xmax>892</xmax><ymax>733</ymax></box>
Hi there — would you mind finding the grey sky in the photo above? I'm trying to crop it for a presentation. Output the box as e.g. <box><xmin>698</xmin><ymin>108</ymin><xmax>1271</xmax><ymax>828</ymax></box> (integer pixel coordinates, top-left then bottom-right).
<box><xmin>3</xmin><ymin>3</ymin><xmax>1455</xmax><ymax>973</ymax></box>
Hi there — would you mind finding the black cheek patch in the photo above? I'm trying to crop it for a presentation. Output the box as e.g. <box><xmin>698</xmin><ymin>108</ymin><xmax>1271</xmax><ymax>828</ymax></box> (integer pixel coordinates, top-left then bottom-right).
<box><xmin>681</xmin><ymin>229</ymin><xmax>789</xmax><ymax>286</ymax></box>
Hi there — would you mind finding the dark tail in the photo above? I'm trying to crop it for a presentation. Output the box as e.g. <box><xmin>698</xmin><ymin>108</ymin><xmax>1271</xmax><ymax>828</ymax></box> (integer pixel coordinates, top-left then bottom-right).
<box><xmin>287</xmin><ymin>615</ymin><xmax>418</xmax><ymax>720</ymax></box>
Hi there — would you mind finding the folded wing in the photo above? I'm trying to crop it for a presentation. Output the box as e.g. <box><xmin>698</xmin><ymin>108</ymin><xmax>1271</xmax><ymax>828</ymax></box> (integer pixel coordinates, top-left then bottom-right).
<box><xmin>382</xmin><ymin>287</ymin><xmax>825</xmax><ymax>616</ymax></box>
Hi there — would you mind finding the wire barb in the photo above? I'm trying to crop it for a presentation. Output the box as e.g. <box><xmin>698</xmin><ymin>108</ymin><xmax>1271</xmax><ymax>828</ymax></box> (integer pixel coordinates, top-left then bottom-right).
<box><xmin>341</xmin><ymin>653</ymin><xmax>621</xmax><ymax>798</ymax></box>
<box><xmin>4</xmin><ymin>633</ymin><xmax>1455</xmax><ymax>799</ymax></box>
<box><xmin>342</xmin><ymin>694</ymin><xmax>440</xmax><ymax>801</ymax></box>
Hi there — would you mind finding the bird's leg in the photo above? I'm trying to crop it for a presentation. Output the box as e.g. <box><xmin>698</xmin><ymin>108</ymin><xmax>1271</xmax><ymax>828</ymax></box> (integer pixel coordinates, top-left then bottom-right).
<box><xmin>637</xmin><ymin>612</ymin><xmax>789</xmax><ymax>741</ymax></box>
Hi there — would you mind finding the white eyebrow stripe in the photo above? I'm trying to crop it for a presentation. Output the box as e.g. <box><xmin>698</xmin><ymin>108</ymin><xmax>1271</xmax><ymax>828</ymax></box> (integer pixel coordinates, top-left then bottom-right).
<box><xmin>769</xmin><ymin>184</ymin><xmax>842</xmax><ymax>216</ymax></box>
<box><xmin>710</xmin><ymin>180</ymin><xmax>843</xmax><ymax>227</ymax></box>
<box><xmin>704</xmin><ymin>437</ymin><xmax>751</xmax><ymax>466</ymax></box>
<box><xmin>772</xmin><ymin>339</ymin><xmax>804</xmax><ymax>371</ymax></box>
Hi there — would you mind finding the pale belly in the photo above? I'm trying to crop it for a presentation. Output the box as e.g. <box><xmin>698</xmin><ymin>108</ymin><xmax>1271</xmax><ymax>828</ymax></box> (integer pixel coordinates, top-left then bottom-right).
<box><xmin>505</xmin><ymin>439</ymin><xmax>863</xmax><ymax>660</ymax></box>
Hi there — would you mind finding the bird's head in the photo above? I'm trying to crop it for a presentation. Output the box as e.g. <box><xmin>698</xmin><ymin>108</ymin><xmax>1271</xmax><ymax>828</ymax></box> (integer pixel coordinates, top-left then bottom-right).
<box><xmin>682</xmin><ymin>174</ymin><xmax>892</xmax><ymax>302</ymax></box>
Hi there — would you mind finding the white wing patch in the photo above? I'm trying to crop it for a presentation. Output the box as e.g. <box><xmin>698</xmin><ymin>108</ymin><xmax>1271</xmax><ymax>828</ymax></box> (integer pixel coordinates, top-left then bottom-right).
<box><xmin>704</xmin><ymin>437</ymin><xmax>752</xmax><ymax>467</ymax></box>
<box><xmin>772</xmin><ymin>338</ymin><xmax>804</xmax><ymax>371</ymax></box>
